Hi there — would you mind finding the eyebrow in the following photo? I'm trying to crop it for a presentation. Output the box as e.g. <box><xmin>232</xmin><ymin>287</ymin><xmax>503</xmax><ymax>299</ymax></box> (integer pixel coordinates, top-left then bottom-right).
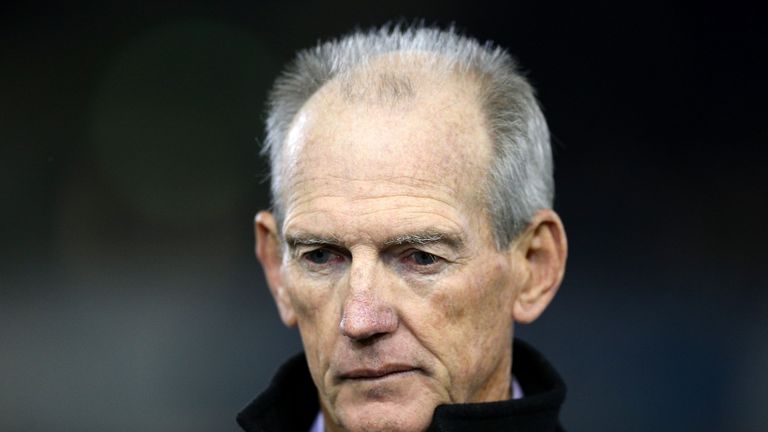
<box><xmin>382</xmin><ymin>231</ymin><xmax>465</xmax><ymax>250</ymax></box>
<box><xmin>285</xmin><ymin>233</ymin><xmax>343</xmax><ymax>249</ymax></box>
<box><xmin>284</xmin><ymin>230</ymin><xmax>466</xmax><ymax>253</ymax></box>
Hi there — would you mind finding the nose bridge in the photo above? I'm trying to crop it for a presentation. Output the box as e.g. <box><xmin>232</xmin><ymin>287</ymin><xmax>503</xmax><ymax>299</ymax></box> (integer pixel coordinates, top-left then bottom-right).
<box><xmin>339</xmin><ymin>250</ymin><xmax>398</xmax><ymax>340</ymax></box>
<box><xmin>348</xmin><ymin>248</ymin><xmax>377</xmax><ymax>294</ymax></box>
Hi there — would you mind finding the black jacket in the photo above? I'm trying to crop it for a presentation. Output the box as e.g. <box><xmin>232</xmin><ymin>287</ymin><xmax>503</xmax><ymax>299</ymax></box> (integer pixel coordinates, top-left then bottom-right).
<box><xmin>237</xmin><ymin>339</ymin><xmax>566</xmax><ymax>431</ymax></box>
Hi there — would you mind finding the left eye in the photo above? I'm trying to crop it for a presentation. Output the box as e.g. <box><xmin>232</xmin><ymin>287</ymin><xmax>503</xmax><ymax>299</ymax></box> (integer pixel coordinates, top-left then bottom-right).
<box><xmin>409</xmin><ymin>251</ymin><xmax>439</xmax><ymax>266</ymax></box>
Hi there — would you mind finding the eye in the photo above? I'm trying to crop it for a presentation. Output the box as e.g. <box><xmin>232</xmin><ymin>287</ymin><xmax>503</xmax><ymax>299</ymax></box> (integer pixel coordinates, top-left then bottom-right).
<box><xmin>408</xmin><ymin>251</ymin><xmax>440</xmax><ymax>266</ymax></box>
<box><xmin>304</xmin><ymin>248</ymin><xmax>335</xmax><ymax>264</ymax></box>
<box><xmin>297</xmin><ymin>247</ymin><xmax>347</xmax><ymax>273</ymax></box>
<box><xmin>399</xmin><ymin>250</ymin><xmax>446</xmax><ymax>275</ymax></box>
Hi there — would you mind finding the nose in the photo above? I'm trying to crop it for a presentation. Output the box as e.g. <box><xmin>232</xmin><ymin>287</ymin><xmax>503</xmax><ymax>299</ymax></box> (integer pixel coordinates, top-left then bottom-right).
<box><xmin>339</xmin><ymin>294</ymin><xmax>398</xmax><ymax>340</ymax></box>
<box><xmin>339</xmin><ymin>259</ymin><xmax>398</xmax><ymax>341</ymax></box>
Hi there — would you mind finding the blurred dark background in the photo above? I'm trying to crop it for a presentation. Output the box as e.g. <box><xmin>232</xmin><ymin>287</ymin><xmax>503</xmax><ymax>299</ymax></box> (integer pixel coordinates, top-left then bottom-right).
<box><xmin>1</xmin><ymin>2</ymin><xmax>766</xmax><ymax>431</ymax></box>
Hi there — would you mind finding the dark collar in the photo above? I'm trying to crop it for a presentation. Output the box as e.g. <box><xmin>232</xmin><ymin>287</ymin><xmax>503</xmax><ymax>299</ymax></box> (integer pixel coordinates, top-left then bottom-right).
<box><xmin>237</xmin><ymin>339</ymin><xmax>566</xmax><ymax>432</ymax></box>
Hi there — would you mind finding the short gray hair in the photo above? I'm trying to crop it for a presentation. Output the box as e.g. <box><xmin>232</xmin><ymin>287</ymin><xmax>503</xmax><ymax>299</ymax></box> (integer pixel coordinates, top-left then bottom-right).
<box><xmin>263</xmin><ymin>24</ymin><xmax>554</xmax><ymax>248</ymax></box>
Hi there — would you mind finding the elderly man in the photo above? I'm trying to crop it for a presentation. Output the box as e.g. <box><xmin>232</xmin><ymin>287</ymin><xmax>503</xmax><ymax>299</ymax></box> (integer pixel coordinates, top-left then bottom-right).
<box><xmin>238</xmin><ymin>25</ymin><xmax>568</xmax><ymax>432</ymax></box>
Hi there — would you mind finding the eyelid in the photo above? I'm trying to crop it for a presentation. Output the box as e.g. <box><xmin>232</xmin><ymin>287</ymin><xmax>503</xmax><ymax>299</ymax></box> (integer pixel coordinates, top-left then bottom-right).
<box><xmin>296</xmin><ymin>247</ymin><xmax>349</xmax><ymax>276</ymax></box>
<box><xmin>398</xmin><ymin>245</ymin><xmax>448</xmax><ymax>260</ymax></box>
<box><xmin>408</xmin><ymin>250</ymin><xmax>441</xmax><ymax>261</ymax></box>
<box><xmin>298</xmin><ymin>245</ymin><xmax>350</xmax><ymax>263</ymax></box>
<box><xmin>292</xmin><ymin>243</ymin><xmax>343</xmax><ymax>255</ymax></box>
<box><xmin>399</xmin><ymin>248</ymin><xmax>449</xmax><ymax>271</ymax></box>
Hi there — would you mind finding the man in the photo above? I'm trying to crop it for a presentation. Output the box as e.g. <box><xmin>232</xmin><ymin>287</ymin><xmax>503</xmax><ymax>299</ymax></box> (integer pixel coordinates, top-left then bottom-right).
<box><xmin>238</xmin><ymin>25</ymin><xmax>568</xmax><ymax>432</ymax></box>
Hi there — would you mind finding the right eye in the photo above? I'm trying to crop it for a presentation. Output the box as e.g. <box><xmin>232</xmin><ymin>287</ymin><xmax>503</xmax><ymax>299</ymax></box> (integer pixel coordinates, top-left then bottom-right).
<box><xmin>304</xmin><ymin>248</ymin><xmax>334</xmax><ymax>264</ymax></box>
<box><xmin>300</xmin><ymin>248</ymin><xmax>348</xmax><ymax>271</ymax></box>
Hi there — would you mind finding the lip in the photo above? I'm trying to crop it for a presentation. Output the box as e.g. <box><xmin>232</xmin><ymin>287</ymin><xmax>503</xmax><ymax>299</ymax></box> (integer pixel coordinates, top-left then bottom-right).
<box><xmin>339</xmin><ymin>364</ymin><xmax>420</xmax><ymax>380</ymax></box>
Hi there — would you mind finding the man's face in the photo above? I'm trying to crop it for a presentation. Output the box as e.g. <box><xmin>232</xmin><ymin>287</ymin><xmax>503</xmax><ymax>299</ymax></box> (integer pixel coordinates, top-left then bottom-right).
<box><xmin>266</xmin><ymin>69</ymin><xmax>529</xmax><ymax>432</ymax></box>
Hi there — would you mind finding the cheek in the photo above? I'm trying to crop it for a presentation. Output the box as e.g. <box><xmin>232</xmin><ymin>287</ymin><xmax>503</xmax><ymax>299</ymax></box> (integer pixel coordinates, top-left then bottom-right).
<box><xmin>283</xmin><ymin>269</ymin><xmax>340</xmax><ymax>348</ymax></box>
<box><xmin>432</xmin><ymin>259</ymin><xmax>514</xmax><ymax>331</ymax></box>
<box><xmin>287</xmin><ymin>288</ymin><xmax>316</xmax><ymax>324</ymax></box>
<box><xmin>283</xmin><ymin>264</ymin><xmax>334</xmax><ymax>321</ymax></box>
<box><xmin>284</xmin><ymin>274</ymin><xmax>342</xmax><ymax>388</ymax></box>
<box><xmin>284</xmin><ymin>272</ymin><xmax>329</xmax><ymax>356</ymax></box>
<box><xmin>472</xmin><ymin>260</ymin><xmax>516</xmax><ymax>324</ymax></box>
<box><xmin>423</xmin><ymin>259</ymin><xmax>515</xmax><ymax>379</ymax></box>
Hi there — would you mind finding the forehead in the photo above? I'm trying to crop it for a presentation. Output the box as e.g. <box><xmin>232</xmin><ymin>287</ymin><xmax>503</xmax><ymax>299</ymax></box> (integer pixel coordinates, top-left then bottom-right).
<box><xmin>280</xmin><ymin>58</ymin><xmax>493</xmax><ymax>234</ymax></box>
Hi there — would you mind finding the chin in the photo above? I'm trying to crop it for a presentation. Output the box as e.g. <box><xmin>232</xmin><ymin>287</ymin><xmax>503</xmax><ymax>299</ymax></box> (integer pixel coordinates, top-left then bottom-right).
<box><xmin>338</xmin><ymin>402</ymin><xmax>432</xmax><ymax>432</ymax></box>
<box><xmin>330</xmin><ymin>376</ymin><xmax>439</xmax><ymax>432</ymax></box>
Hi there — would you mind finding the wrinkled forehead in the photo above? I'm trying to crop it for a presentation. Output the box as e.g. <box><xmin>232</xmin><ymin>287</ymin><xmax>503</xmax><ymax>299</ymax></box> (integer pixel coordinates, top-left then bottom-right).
<box><xmin>280</xmin><ymin>54</ymin><xmax>493</xmax><ymax>208</ymax></box>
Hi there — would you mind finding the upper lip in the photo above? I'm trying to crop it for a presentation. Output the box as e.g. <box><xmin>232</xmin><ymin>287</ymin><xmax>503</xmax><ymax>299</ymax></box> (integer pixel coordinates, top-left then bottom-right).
<box><xmin>339</xmin><ymin>364</ymin><xmax>419</xmax><ymax>380</ymax></box>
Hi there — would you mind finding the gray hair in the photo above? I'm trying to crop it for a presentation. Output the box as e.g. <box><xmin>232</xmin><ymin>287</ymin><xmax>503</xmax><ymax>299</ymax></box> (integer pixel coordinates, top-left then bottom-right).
<box><xmin>263</xmin><ymin>24</ymin><xmax>553</xmax><ymax>249</ymax></box>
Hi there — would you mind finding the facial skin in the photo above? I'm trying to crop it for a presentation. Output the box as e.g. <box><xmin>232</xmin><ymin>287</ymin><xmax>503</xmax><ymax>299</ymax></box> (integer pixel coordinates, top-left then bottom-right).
<box><xmin>256</xmin><ymin>60</ymin><xmax>567</xmax><ymax>432</ymax></box>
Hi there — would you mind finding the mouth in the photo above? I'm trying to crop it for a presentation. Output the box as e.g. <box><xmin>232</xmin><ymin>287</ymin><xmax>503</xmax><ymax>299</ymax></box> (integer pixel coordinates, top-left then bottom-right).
<box><xmin>339</xmin><ymin>365</ymin><xmax>421</xmax><ymax>381</ymax></box>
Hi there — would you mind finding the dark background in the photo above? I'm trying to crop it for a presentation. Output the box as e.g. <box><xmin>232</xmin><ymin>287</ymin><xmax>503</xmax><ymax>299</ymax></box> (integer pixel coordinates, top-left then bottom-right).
<box><xmin>2</xmin><ymin>2</ymin><xmax>766</xmax><ymax>431</ymax></box>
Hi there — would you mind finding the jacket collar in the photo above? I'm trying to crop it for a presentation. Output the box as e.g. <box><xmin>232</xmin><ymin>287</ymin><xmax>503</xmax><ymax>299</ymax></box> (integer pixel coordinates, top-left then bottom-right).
<box><xmin>237</xmin><ymin>339</ymin><xmax>566</xmax><ymax>432</ymax></box>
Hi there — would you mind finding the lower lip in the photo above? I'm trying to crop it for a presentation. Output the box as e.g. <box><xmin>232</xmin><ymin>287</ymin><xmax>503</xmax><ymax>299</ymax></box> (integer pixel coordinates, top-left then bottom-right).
<box><xmin>348</xmin><ymin>369</ymin><xmax>419</xmax><ymax>381</ymax></box>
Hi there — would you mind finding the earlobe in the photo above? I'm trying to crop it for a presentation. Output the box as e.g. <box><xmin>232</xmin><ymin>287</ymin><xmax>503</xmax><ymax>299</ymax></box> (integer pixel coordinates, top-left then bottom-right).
<box><xmin>254</xmin><ymin>211</ymin><xmax>298</xmax><ymax>327</ymax></box>
<box><xmin>512</xmin><ymin>210</ymin><xmax>568</xmax><ymax>324</ymax></box>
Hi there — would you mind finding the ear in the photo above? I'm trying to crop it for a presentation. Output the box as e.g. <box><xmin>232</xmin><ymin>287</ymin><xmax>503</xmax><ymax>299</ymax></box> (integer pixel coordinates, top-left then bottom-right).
<box><xmin>254</xmin><ymin>211</ymin><xmax>297</xmax><ymax>327</ymax></box>
<box><xmin>512</xmin><ymin>209</ymin><xmax>568</xmax><ymax>324</ymax></box>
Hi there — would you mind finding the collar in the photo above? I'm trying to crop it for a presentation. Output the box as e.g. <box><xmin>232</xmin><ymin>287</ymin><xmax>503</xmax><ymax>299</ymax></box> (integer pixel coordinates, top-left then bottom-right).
<box><xmin>309</xmin><ymin>375</ymin><xmax>525</xmax><ymax>432</ymax></box>
<box><xmin>237</xmin><ymin>339</ymin><xmax>566</xmax><ymax>432</ymax></box>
